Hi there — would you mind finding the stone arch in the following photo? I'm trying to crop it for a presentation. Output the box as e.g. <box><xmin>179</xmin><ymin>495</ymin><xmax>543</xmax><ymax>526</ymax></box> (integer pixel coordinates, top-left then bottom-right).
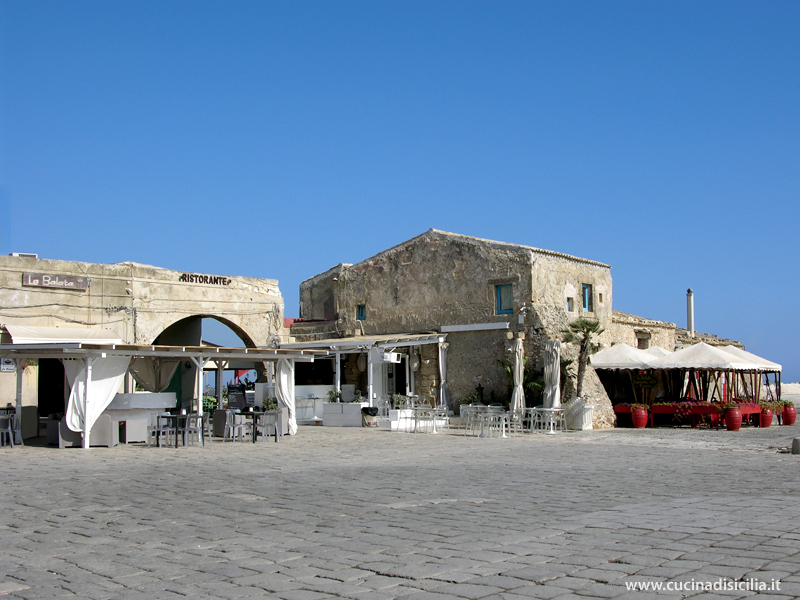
<box><xmin>150</xmin><ymin>314</ymin><xmax>258</xmax><ymax>349</ymax></box>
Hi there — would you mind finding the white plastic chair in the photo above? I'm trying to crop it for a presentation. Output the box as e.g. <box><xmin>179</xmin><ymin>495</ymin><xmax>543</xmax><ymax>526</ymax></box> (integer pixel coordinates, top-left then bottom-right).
<box><xmin>149</xmin><ymin>414</ymin><xmax>177</xmax><ymax>447</ymax></box>
<box><xmin>224</xmin><ymin>410</ymin><xmax>252</xmax><ymax>442</ymax></box>
<box><xmin>0</xmin><ymin>415</ymin><xmax>14</xmax><ymax>448</ymax></box>
<box><xmin>257</xmin><ymin>411</ymin><xmax>280</xmax><ymax>443</ymax></box>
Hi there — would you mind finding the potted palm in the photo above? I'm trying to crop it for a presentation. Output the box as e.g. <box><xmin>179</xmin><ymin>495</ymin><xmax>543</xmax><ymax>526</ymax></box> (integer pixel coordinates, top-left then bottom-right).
<box><xmin>562</xmin><ymin>318</ymin><xmax>605</xmax><ymax>401</ymax></box>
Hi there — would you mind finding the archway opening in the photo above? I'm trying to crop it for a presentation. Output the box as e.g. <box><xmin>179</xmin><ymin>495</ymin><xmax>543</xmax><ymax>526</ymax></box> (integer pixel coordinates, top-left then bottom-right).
<box><xmin>149</xmin><ymin>316</ymin><xmax>261</xmax><ymax>411</ymax></box>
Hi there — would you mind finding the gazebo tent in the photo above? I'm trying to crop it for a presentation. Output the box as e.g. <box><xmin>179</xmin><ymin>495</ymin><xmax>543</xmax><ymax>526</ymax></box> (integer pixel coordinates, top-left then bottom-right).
<box><xmin>645</xmin><ymin>342</ymin><xmax>781</xmax><ymax>404</ymax></box>
<box><xmin>590</xmin><ymin>344</ymin><xmax>657</xmax><ymax>405</ymax></box>
<box><xmin>643</xmin><ymin>346</ymin><xmax>672</xmax><ymax>357</ymax></box>
<box><xmin>590</xmin><ymin>344</ymin><xmax>655</xmax><ymax>370</ymax></box>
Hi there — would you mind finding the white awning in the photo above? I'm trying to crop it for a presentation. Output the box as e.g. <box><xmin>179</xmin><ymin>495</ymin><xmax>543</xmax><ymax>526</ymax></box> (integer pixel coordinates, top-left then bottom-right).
<box><xmin>2</xmin><ymin>325</ymin><xmax>122</xmax><ymax>344</ymax></box>
<box><xmin>647</xmin><ymin>342</ymin><xmax>758</xmax><ymax>371</ymax></box>
<box><xmin>721</xmin><ymin>345</ymin><xmax>782</xmax><ymax>372</ymax></box>
<box><xmin>590</xmin><ymin>343</ymin><xmax>655</xmax><ymax>370</ymax></box>
<box><xmin>643</xmin><ymin>346</ymin><xmax>672</xmax><ymax>357</ymax></box>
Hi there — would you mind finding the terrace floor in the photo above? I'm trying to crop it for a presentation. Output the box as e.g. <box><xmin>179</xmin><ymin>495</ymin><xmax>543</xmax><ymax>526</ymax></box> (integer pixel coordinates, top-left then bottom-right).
<box><xmin>1</xmin><ymin>425</ymin><xmax>799</xmax><ymax>599</ymax></box>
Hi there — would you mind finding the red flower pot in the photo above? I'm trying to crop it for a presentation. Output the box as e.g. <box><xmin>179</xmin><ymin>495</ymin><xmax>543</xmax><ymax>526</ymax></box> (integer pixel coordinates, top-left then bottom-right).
<box><xmin>783</xmin><ymin>405</ymin><xmax>796</xmax><ymax>426</ymax></box>
<box><xmin>631</xmin><ymin>407</ymin><xmax>648</xmax><ymax>429</ymax></box>
<box><xmin>725</xmin><ymin>407</ymin><xmax>742</xmax><ymax>431</ymax></box>
<box><xmin>759</xmin><ymin>409</ymin><xmax>773</xmax><ymax>428</ymax></box>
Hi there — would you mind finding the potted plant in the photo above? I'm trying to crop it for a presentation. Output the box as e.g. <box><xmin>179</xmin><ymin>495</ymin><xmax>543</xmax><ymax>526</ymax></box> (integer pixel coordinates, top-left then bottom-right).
<box><xmin>782</xmin><ymin>400</ymin><xmax>796</xmax><ymax>426</ymax></box>
<box><xmin>261</xmin><ymin>397</ymin><xmax>278</xmax><ymax>412</ymax></box>
<box><xmin>759</xmin><ymin>401</ymin><xmax>780</xmax><ymax>428</ymax></box>
<box><xmin>327</xmin><ymin>389</ymin><xmax>342</xmax><ymax>403</ymax></box>
<box><xmin>630</xmin><ymin>403</ymin><xmax>649</xmax><ymax>429</ymax></box>
<box><xmin>721</xmin><ymin>401</ymin><xmax>742</xmax><ymax>431</ymax></box>
<box><xmin>354</xmin><ymin>390</ymin><xmax>363</xmax><ymax>403</ymax></box>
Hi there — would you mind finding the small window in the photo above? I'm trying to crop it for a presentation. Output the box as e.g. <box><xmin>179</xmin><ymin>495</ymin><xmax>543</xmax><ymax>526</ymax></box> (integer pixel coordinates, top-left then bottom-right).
<box><xmin>598</xmin><ymin>293</ymin><xmax>603</xmax><ymax>304</ymax></box>
<box><xmin>356</xmin><ymin>304</ymin><xmax>366</xmax><ymax>321</ymax></box>
<box><xmin>566</xmin><ymin>297</ymin><xmax>574</xmax><ymax>312</ymax></box>
<box><xmin>496</xmin><ymin>284</ymin><xmax>513</xmax><ymax>315</ymax></box>
<box><xmin>582</xmin><ymin>284</ymin><xmax>593</xmax><ymax>312</ymax></box>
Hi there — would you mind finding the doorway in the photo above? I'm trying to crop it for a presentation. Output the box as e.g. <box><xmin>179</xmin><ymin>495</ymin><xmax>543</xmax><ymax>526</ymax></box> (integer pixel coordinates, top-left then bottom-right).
<box><xmin>38</xmin><ymin>358</ymin><xmax>66</xmax><ymax>417</ymax></box>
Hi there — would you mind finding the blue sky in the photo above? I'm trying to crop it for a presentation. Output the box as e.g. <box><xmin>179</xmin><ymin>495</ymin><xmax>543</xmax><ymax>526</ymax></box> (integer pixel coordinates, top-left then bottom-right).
<box><xmin>1</xmin><ymin>2</ymin><xmax>798</xmax><ymax>381</ymax></box>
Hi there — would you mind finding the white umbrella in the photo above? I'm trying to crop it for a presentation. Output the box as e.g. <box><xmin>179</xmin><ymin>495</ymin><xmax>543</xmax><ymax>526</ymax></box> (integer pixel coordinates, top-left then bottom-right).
<box><xmin>510</xmin><ymin>338</ymin><xmax>525</xmax><ymax>412</ymax></box>
<box><xmin>542</xmin><ymin>339</ymin><xmax>561</xmax><ymax>409</ymax></box>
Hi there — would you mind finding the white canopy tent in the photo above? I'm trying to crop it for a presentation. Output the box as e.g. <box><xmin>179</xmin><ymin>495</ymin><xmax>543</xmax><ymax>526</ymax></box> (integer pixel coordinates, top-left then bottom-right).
<box><xmin>590</xmin><ymin>343</ymin><xmax>655</xmax><ymax>370</ymax></box>
<box><xmin>643</xmin><ymin>346</ymin><xmax>672</xmax><ymax>357</ymax></box>
<box><xmin>0</xmin><ymin>326</ymin><xmax>322</xmax><ymax>448</ymax></box>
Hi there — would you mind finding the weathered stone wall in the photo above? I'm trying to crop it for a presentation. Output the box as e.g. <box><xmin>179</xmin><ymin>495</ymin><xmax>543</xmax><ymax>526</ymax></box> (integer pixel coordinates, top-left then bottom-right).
<box><xmin>0</xmin><ymin>255</ymin><xmax>286</xmax><ymax>408</ymax></box>
<box><xmin>608</xmin><ymin>311</ymin><xmax>677</xmax><ymax>351</ymax></box>
<box><xmin>675</xmin><ymin>328</ymin><xmax>744</xmax><ymax>350</ymax></box>
<box><xmin>299</xmin><ymin>264</ymin><xmax>348</xmax><ymax>322</ymax></box>
<box><xmin>415</xmin><ymin>343</ymin><xmax>440</xmax><ymax>405</ymax></box>
<box><xmin>331</xmin><ymin>231</ymin><xmax>535</xmax><ymax>335</ymax></box>
<box><xmin>0</xmin><ymin>255</ymin><xmax>285</xmax><ymax>347</ymax></box>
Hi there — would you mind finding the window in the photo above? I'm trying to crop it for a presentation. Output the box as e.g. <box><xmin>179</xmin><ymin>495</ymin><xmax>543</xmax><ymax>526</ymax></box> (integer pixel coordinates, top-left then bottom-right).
<box><xmin>566</xmin><ymin>297</ymin><xmax>574</xmax><ymax>312</ymax></box>
<box><xmin>496</xmin><ymin>284</ymin><xmax>513</xmax><ymax>315</ymax></box>
<box><xmin>598</xmin><ymin>293</ymin><xmax>603</xmax><ymax>304</ymax></box>
<box><xmin>636</xmin><ymin>331</ymin><xmax>651</xmax><ymax>350</ymax></box>
<box><xmin>356</xmin><ymin>304</ymin><xmax>366</xmax><ymax>321</ymax></box>
<box><xmin>582</xmin><ymin>284</ymin><xmax>593</xmax><ymax>312</ymax></box>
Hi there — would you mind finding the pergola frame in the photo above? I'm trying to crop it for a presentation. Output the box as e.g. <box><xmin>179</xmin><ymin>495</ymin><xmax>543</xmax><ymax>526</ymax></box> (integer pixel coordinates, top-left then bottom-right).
<box><xmin>0</xmin><ymin>342</ymin><xmax>323</xmax><ymax>448</ymax></box>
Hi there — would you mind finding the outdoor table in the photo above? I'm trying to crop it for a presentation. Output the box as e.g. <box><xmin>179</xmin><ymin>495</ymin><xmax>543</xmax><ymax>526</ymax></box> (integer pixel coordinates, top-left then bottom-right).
<box><xmin>533</xmin><ymin>407</ymin><xmax>564</xmax><ymax>434</ymax></box>
<box><xmin>156</xmin><ymin>413</ymin><xmax>208</xmax><ymax>448</ymax></box>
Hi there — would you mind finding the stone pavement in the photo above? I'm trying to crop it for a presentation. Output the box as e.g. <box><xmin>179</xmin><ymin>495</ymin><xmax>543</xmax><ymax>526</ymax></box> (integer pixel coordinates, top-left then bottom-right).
<box><xmin>1</xmin><ymin>425</ymin><xmax>800</xmax><ymax>600</ymax></box>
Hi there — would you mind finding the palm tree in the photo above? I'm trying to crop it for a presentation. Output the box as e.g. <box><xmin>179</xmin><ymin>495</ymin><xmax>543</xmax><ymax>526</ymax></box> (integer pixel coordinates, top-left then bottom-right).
<box><xmin>562</xmin><ymin>318</ymin><xmax>605</xmax><ymax>399</ymax></box>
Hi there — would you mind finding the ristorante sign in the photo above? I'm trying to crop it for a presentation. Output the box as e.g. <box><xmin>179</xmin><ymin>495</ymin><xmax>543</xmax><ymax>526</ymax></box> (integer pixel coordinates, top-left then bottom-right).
<box><xmin>23</xmin><ymin>273</ymin><xmax>89</xmax><ymax>291</ymax></box>
<box><xmin>178</xmin><ymin>273</ymin><xmax>232</xmax><ymax>286</ymax></box>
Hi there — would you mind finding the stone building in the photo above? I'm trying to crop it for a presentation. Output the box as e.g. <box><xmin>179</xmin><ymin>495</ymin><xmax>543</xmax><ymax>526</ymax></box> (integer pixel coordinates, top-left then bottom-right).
<box><xmin>0</xmin><ymin>254</ymin><xmax>286</xmax><ymax>430</ymax></box>
<box><xmin>293</xmin><ymin>229</ymin><xmax>618</xmax><ymax>427</ymax></box>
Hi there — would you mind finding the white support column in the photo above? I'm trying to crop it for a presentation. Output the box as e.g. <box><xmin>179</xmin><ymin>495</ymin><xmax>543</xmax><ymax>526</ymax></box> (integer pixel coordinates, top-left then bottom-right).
<box><xmin>13</xmin><ymin>358</ymin><xmax>24</xmax><ymax>445</ymax></box>
<box><xmin>405</xmin><ymin>354</ymin><xmax>411</xmax><ymax>396</ymax></box>
<box><xmin>83</xmin><ymin>357</ymin><xmax>94</xmax><ymax>449</ymax></box>
<box><xmin>367</xmin><ymin>351</ymin><xmax>374</xmax><ymax>407</ymax></box>
<box><xmin>190</xmin><ymin>357</ymin><xmax>211</xmax><ymax>416</ymax></box>
<box><xmin>335</xmin><ymin>352</ymin><xmax>341</xmax><ymax>394</ymax></box>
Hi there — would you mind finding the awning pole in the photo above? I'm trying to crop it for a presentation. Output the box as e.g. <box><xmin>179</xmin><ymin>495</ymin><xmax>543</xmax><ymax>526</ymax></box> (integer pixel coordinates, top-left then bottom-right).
<box><xmin>83</xmin><ymin>357</ymin><xmax>93</xmax><ymax>449</ymax></box>
<box><xmin>367</xmin><ymin>351</ymin><xmax>373</xmax><ymax>407</ymax></box>
<box><xmin>190</xmin><ymin>357</ymin><xmax>211</xmax><ymax>416</ymax></box>
<box><xmin>335</xmin><ymin>352</ymin><xmax>341</xmax><ymax>394</ymax></box>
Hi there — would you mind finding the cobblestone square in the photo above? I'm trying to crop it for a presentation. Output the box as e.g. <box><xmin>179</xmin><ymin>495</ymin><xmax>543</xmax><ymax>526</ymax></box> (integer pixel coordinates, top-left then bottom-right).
<box><xmin>2</xmin><ymin>426</ymin><xmax>799</xmax><ymax>599</ymax></box>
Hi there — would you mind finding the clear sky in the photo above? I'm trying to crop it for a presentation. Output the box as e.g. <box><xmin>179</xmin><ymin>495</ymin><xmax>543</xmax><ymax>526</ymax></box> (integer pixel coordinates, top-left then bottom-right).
<box><xmin>1</xmin><ymin>2</ymin><xmax>798</xmax><ymax>381</ymax></box>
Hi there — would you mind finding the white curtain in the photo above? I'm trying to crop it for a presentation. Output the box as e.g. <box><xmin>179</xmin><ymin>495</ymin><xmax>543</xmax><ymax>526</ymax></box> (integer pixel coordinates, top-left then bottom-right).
<box><xmin>438</xmin><ymin>342</ymin><xmax>451</xmax><ymax>410</ymax></box>
<box><xmin>128</xmin><ymin>357</ymin><xmax>180</xmax><ymax>393</ymax></box>
<box><xmin>510</xmin><ymin>338</ymin><xmax>525</xmax><ymax>412</ymax></box>
<box><xmin>543</xmin><ymin>339</ymin><xmax>561</xmax><ymax>409</ymax></box>
<box><xmin>63</xmin><ymin>356</ymin><xmax>130</xmax><ymax>434</ymax></box>
<box><xmin>275</xmin><ymin>358</ymin><xmax>297</xmax><ymax>435</ymax></box>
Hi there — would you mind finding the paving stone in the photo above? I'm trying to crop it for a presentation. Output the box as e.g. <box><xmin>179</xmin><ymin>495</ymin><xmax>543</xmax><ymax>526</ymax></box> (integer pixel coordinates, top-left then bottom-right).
<box><xmin>3</xmin><ymin>427</ymin><xmax>800</xmax><ymax>600</ymax></box>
